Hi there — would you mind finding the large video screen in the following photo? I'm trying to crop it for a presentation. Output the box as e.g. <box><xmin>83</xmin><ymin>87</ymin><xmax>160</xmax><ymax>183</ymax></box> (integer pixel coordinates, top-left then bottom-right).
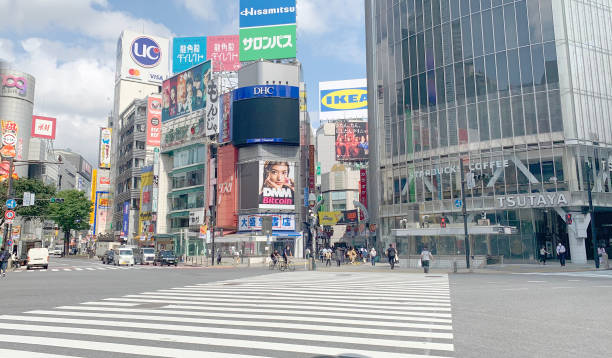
<box><xmin>335</xmin><ymin>121</ymin><xmax>368</xmax><ymax>161</ymax></box>
<box><xmin>232</xmin><ymin>97</ymin><xmax>299</xmax><ymax>146</ymax></box>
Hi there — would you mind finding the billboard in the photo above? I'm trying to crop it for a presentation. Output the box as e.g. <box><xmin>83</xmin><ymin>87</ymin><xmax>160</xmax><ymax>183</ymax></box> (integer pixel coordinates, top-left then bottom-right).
<box><xmin>205</xmin><ymin>72</ymin><xmax>220</xmax><ymax>136</ymax></box>
<box><xmin>31</xmin><ymin>116</ymin><xmax>56</xmax><ymax>140</ymax></box>
<box><xmin>216</xmin><ymin>145</ymin><xmax>238</xmax><ymax>230</ymax></box>
<box><xmin>259</xmin><ymin>161</ymin><xmax>295</xmax><ymax>210</ymax></box>
<box><xmin>239</xmin><ymin>24</ymin><xmax>296</xmax><ymax>61</ymax></box>
<box><xmin>232</xmin><ymin>96</ymin><xmax>299</xmax><ymax>146</ymax></box>
<box><xmin>319</xmin><ymin>79</ymin><xmax>368</xmax><ymax>120</ymax></box>
<box><xmin>162</xmin><ymin>60</ymin><xmax>211</xmax><ymax>123</ymax></box>
<box><xmin>318</xmin><ymin>211</ymin><xmax>343</xmax><ymax>226</ymax></box>
<box><xmin>219</xmin><ymin>91</ymin><xmax>233</xmax><ymax>143</ymax></box>
<box><xmin>359</xmin><ymin>168</ymin><xmax>368</xmax><ymax>208</ymax></box>
<box><xmin>138</xmin><ymin>166</ymin><xmax>154</xmax><ymax>235</ymax></box>
<box><xmin>207</xmin><ymin>35</ymin><xmax>240</xmax><ymax>72</ymax></box>
<box><xmin>238</xmin><ymin>214</ymin><xmax>295</xmax><ymax>231</ymax></box>
<box><xmin>146</xmin><ymin>96</ymin><xmax>162</xmax><ymax>146</ymax></box>
<box><xmin>335</xmin><ymin>121</ymin><xmax>368</xmax><ymax>161</ymax></box>
<box><xmin>172</xmin><ymin>37</ymin><xmax>207</xmax><ymax>74</ymax></box>
<box><xmin>79</xmin><ymin>157</ymin><xmax>93</xmax><ymax>181</ymax></box>
<box><xmin>99</xmin><ymin>128</ymin><xmax>112</xmax><ymax>169</ymax></box>
<box><xmin>121</xmin><ymin>201</ymin><xmax>130</xmax><ymax>238</ymax></box>
<box><xmin>239</xmin><ymin>0</ymin><xmax>297</xmax><ymax>28</ymax></box>
<box><xmin>116</xmin><ymin>30</ymin><xmax>170</xmax><ymax>84</ymax></box>
<box><xmin>1</xmin><ymin>120</ymin><xmax>17</xmax><ymax>159</ymax></box>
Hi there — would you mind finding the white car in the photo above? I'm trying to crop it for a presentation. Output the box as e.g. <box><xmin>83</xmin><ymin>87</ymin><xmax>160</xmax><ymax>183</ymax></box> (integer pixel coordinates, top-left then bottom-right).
<box><xmin>113</xmin><ymin>248</ymin><xmax>134</xmax><ymax>266</ymax></box>
<box><xmin>27</xmin><ymin>248</ymin><xmax>49</xmax><ymax>270</ymax></box>
<box><xmin>50</xmin><ymin>246</ymin><xmax>63</xmax><ymax>256</ymax></box>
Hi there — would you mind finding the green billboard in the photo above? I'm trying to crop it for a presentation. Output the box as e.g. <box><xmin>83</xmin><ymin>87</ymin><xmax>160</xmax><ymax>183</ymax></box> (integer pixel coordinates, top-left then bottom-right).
<box><xmin>239</xmin><ymin>24</ymin><xmax>296</xmax><ymax>61</ymax></box>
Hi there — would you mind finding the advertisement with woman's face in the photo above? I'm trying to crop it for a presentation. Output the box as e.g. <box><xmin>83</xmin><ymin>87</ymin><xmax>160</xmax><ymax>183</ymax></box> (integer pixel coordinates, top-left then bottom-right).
<box><xmin>259</xmin><ymin>161</ymin><xmax>295</xmax><ymax>210</ymax></box>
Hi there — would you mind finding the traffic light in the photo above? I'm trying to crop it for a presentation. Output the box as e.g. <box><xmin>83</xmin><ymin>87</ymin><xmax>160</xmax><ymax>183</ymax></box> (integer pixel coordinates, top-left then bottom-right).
<box><xmin>566</xmin><ymin>213</ymin><xmax>572</xmax><ymax>225</ymax></box>
<box><xmin>440</xmin><ymin>217</ymin><xmax>447</xmax><ymax>228</ymax></box>
<box><xmin>50</xmin><ymin>198</ymin><xmax>64</xmax><ymax>203</ymax></box>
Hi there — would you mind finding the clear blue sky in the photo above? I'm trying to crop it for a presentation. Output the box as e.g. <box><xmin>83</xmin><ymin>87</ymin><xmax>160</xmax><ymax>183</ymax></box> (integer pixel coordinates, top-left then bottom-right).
<box><xmin>0</xmin><ymin>0</ymin><xmax>365</xmax><ymax>163</ymax></box>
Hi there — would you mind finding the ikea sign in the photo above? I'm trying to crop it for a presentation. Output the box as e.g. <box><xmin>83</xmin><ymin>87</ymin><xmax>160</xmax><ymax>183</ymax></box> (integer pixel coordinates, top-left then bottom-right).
<box><xmin>319</xmin><ymin>79</ymin><xmax>368</xmax><ymax>120</ymax></box>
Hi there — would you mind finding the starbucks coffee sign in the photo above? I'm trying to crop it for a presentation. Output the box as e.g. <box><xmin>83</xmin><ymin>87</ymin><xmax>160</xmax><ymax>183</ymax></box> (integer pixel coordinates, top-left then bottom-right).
<box><xmin>496</xmin><ymin>192</ymin><xmax>569</xmax><ymax>208</ymax></box>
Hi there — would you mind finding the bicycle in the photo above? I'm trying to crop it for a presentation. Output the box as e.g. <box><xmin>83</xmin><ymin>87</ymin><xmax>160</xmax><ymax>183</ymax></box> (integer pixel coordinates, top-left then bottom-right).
<box><xmin>278</xmin><ymin>260</ymin><xmax>295</xmax><ymax>272</ymax></box>
<box><xmin>269</xmin><ymin>260</ymin><xmax>279</xmax><ymax>270</ymax></box>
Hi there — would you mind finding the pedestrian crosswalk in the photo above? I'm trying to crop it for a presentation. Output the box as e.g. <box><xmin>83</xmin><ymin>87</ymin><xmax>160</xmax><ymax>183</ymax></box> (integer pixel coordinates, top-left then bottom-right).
<box><xmin>12</xmin><ymin>264</ymin><xmax>184</xmax><ymax>273</ymax></box>
<box><xmin>0</xmin><ymin>272</ymin><xmax>454</xmax><ymax>357</ymax></box>
<box><xmin>514</xmin><ymin>270</ymin><xmax>612</xmax><ymax>279</ymax></box>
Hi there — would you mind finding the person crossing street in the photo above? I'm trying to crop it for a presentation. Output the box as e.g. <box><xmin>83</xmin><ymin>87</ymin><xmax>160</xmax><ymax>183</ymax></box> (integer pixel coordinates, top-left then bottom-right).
<box><xmin>386</xmin><ymin>244</ymin><xmax>397</xmax><ymax>270</ymax></box>
<box><xmin>0</xmin><ymin>247</ymin><xmax>10</xmax><ymax>277</ymax></box>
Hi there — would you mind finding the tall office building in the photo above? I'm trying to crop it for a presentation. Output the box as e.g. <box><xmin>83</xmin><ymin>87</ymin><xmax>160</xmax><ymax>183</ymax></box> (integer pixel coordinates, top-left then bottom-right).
<box><xmin>365</xmin><ymin>0</ymin><xmax>612</xmax><ymax>263</ymax></box>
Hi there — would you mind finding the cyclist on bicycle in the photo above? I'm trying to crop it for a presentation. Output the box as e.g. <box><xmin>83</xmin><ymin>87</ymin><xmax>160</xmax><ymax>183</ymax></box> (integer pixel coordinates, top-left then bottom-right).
<box><xmin>270</xmin><ymin>250</ymin><xmax>280</xmax><ymax>265</ymax></box>
<box><xmin>282</xmin><ymin>245</ymin><xmax>292</xmax><ymax>263</ymax></box>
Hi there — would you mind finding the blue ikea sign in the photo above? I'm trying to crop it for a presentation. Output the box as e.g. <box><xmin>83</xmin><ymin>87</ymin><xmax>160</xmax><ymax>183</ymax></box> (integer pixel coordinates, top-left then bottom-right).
<box><xmin>234</xmin><ymin>85</ymin><xmax>299</xmax><ymax>101</ymax></box>
<box><xmin>239</xmin><ymin>0</ymin><xmax>297</xmax><ymax>28</ymax></box>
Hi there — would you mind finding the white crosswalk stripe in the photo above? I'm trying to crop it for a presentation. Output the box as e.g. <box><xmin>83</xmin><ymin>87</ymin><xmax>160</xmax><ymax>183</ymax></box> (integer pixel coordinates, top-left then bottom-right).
<box><xmin>0</xmin><ymin>272</ymin><xmax>454</xmax><ymax>357</ymax></box>
<box><xmin>513</xmin><ymin>271</ymin><xmax>612</xmax><ymax>279</ymax></box>
<box><xmin>11</xmin><ymin>265</ymin><xmax>178</xmax><ymax>273</ymax></box>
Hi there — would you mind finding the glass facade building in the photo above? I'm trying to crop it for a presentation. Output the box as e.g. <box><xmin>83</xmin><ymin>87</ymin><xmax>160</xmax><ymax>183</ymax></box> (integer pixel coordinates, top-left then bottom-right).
<box><xmin>366</xmin><ymin>0</ymin><xmax>612</xmax><ymax>263</ymax></box>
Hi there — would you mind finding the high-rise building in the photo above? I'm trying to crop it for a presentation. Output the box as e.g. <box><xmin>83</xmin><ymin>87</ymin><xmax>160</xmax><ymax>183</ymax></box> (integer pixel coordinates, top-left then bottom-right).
<box><xmin>365</xmin><ymin>0</ymin><xmax>612</xmax><ymax>264</ymax></box>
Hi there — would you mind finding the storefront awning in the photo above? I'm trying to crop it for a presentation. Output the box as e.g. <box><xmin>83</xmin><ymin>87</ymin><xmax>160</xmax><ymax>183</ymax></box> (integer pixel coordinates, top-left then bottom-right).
<box><xmin>393</xmin><ymin>225</ymin><xmax>517</xmax><ymax>237</ymax></box>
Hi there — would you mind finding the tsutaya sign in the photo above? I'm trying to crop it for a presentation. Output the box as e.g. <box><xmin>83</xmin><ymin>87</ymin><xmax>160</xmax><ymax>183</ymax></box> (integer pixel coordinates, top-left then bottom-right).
<box><xmin>496</xmin><ymin>192</ymin><xmax>569</xmax><ymax>209</ymax></box>
<box><xmin>412</xmin><ymin>160</ymin><xmax>510</xmax><ymax>178</ymax></box>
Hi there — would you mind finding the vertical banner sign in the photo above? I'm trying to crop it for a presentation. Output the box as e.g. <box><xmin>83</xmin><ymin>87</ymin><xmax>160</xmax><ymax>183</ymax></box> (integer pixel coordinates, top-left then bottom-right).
<box><xmin>359</xmin><ymin>169</ymin><xmax>368</xmax><ymax>208</ymax></box>
<box><xmin>205</xmin><ymin>71</ymin><xmax>219</xmax><ymax>136</ymax></box>
<box><xmin>239</xmin><ymin>25</ymin><xmax>297</xmax><ymax>61</ymax></box>
<box><xmin>217</xmin><ymin>145</ymin><xmax>238</xmax><ymax>230</ymax></box>
<box><xmin>89</xmin><ymin>169</ymin><xmax>97</xmax><ymax>225</ymax></box>
<box><xmin>121</xmin><ymin>201</ymin><xmax>130</xmax><ymax>238</ymax></box>
<box><xmin>308</xmin><ymin>145</ymin><xmax>315</xmax><ymax>191</ymax></box>
<box><xmin>207</xmin><ymin>35</ymin><xmax>240</xmax><ymax>72</ymax></box>
<box><xmin>172</xmin><ymin>37</ymin><xmax>207</xmax><ymax>74</ymax></box>
<box><xmin>99</xmin><ymin>128</ymin><xmax>112</xmax><ymax>169</ymax></box>
<box><xmin>219</xmin><ymin>91</ymin><xmax>233</xmax><ymax>143</ymax></box>
<box><xmin>138</xmin><ymin>167</ymin><xmax>154</xmax><ymax>235</ymax></box>
<box><xmin>1</xmin><ymin>120</ymin><xmax>18</xmax><ymax>159</ymax></box>
<box><xmin>146</xmin><ymin>96</ymin><xmax>162</xmax><ymax>146</ymax></box>
<box><xmin>31</xmin><ymin>116</ymin><xmax>57</xmax><ymax>139</ymax></box>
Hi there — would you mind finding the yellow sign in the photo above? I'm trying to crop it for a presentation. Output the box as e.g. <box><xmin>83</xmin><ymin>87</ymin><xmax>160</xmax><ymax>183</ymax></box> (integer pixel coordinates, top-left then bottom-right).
<box><xmin>299</xmin><ymin>90</ymin><xmax>307</xmax><ymax>112</ymax></box>
<box><xmin>320</xmin><ymin>89</ymin><xmax>367</xmax><ymax>110</ymax></box>
<box><xmin>318</xmin><ymin>211</ymin><xmax>343</xmax><ymax>226</ymax></box>
<box><xmin>89</xmin><ymin>169</ymin><xmax>97</xmax><ymax>225</ymax></box>
<box><xmin>138</xmin><ymin>170</ymin><xmax>154</xmax><ymax>234</ymax></box>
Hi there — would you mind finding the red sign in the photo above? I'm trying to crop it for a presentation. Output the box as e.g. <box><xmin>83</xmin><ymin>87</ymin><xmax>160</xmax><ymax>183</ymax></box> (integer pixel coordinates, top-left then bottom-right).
<box><xmin>146</xmin><ymin>96</ymin><xmax>162</xmax><ymax>146</ymax></box>
<box><xmin>359</xmin><ymin>169</ymin><xmax>367</xmax><ymax>208</ymax></box>
<box><xmin>31</xmin><ymin>116</ymin><xmax>57</xmax><ymax>140</ymax></box>
<box><xmin>308</xmin><ymin>145</ymin><xmax>315</xmax><ymax>191</ymax></box>
<box><xmin>99</xmin><ymin>177</ymin><xmax>110</xmax><ymax>185</ymax></box>
<box><xmin>207</xmin><ymin>35</ymin><xmax>240</xmax><ymax>72</ymax></box>
<box><xmin>4</xmin><ymin>210</ymin><xmax>15</xmax><ymax>220</ymax></box>
<box><xmin>216</xmin><ymin>144</ymin><xmax>238</xmax><ymax>230</ymax></box>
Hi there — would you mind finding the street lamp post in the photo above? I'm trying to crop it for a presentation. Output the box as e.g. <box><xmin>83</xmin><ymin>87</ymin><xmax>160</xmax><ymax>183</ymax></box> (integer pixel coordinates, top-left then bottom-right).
<box><xmin>460</xmin><ymin>159</ymin><xmax>470</xmax><ymax>269</ymax></box>
<box><xmin>585</xmin><ymin>160</ymin><xmax>599</xmax><ymax>269</ymax></box>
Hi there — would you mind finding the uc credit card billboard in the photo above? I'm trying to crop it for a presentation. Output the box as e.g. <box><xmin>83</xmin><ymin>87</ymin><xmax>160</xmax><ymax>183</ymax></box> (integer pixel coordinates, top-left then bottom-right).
<box><xmin>117</xmin><ymin>30</ymin><xmax>170</xmax><ymax>84</ymax></box>
<box><xmin>319</xmin><ymin>79</ymin><xmax>368</xmax><ymax>120</ymax></box>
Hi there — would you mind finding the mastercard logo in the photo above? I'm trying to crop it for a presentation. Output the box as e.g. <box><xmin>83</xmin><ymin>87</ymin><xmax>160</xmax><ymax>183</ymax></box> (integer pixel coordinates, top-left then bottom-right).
<box><xmin>128</xmin><ymin>68</ymin><xmax>141</xmax><ymax>76</ymax></box>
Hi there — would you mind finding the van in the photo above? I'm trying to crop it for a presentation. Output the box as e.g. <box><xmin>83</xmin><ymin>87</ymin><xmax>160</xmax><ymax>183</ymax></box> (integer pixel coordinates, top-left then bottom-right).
<box><xmin>27</xmin><ymin>248</ymin><xmax>49</xmax><ymax>270</ymax></box>
<box><xmin>114</xmin><ymin>247</ymin><xmax>135</xmax><ymax>266</ymax></box>
<box><xmin>134</xmin><ymin>247</ymin><xmax>156</xmax><ymax>265</ymax></box>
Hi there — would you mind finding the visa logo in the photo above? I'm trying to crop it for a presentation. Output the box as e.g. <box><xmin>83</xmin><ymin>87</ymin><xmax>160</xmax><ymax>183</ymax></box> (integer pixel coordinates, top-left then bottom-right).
<box><xmin>321</xmin><ymin>88</ymin><xmax>367</xmax><ymax>110</ymax></box>
<box><xmin>149</xmin><ymin>73</ymin><xmax>164</xmax><ymax>81</ymax></box>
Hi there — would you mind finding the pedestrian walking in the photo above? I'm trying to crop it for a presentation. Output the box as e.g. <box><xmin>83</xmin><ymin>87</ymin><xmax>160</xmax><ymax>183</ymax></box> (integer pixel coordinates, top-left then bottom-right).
<box><xmin>335</xmin><ymin>246</ymin><xmax>342</xmax><ymax>267</ymax></box>
<box><xmin>0</xmin><ymin>247</ymin><xmax>10</xmax><ymax>277</ymax></box>
<box><xmin>324</xmin><ymin>249</ymin><xmax>332</xmax><ymax>266</ymax></box>
<box><xmin>216</xmin><ymin>250</ymin><xmax>222</xmax><ymax>265</ymax></box>
<box><xmin>233</xmin><ymin>250</ymin><xmax>240</xmax><ymax>265</ymax></box>
<box><xmin>386</xmin><ymin>244</ymin><xmax>397</xmax><ymax>270</ymax></box>
<box><xmin>597</xmin><ymin>245</ymin><xmax>606</xmax><ymax>266</ymax></box>
<box><xmin>539</xmin><ymin>246</ymin><xmax>548</xmax><ymax>265</ymax></box>
<box><xmin>420</xmin><ymin>246</ymin><xmax>433</xmax><ymax>273</ymax></box>
<box><xmin>556</xmin><ymin>242</ymin><xmax>566</xmax><ymax>266</ymax></box>
<box><xmin>369</xmin><ymin>247</ymin><xmax>377</xmax><ymax>266</ymax></box>
<box><xmin>283</xmin><ymin>245</ymin><xmax>292</xmax><ymax>264</ymax></box>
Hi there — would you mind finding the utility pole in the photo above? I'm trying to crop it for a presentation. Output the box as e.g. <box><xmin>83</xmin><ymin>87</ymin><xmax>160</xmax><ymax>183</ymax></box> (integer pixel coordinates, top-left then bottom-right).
<box><xmin>585</xmin><ymin>160</ymin><xmax>599</xmax><ymax>268</ymax></box>
<box><xmin>460</xmin><ymin>159</ymin><xmax>470</xmax><ymax>269</ymax></box>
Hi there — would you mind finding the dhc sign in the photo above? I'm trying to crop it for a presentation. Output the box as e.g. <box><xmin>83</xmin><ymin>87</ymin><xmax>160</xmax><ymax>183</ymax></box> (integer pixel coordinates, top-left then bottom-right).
<box><xmin>234</xmin><ymin>85</ymin><xmax>299</xmax><ymax>101</ymax></box>
<box><xmin>320</xmin><ymin>87</ymin><xmax>368</xmax><ymax>112</ymax></box>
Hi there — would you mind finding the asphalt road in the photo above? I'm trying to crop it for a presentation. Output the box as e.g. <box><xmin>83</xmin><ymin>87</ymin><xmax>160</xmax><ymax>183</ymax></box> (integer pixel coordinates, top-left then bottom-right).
<box><xmin>1</xmin><ymin>257</ymin><xmax>611</xmax><ymax>357</ymax></box>
<box><xmin>451</xmin><ymin>271</ymin><xmax>612</xmax><ymax>358</ymax></box>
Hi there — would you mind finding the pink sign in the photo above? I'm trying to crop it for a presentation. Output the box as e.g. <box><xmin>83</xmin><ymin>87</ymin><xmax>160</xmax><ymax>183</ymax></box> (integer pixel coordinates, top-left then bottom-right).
<box><xmin>207</xmin><ymin>35</ymin><xmax>240</xmax><ymax>72</ymax></box>
<box><xmin>31</xmin><ymin>116</ymin><xmax>57</xmax><ymax>140</ymax></box>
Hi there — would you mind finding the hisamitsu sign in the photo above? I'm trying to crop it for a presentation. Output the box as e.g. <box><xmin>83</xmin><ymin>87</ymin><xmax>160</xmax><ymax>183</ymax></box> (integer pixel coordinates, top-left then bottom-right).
<box><xmin>239</xmin><ymin>0</ymin><xmax>296</xmax><ymax>28</ymax></box>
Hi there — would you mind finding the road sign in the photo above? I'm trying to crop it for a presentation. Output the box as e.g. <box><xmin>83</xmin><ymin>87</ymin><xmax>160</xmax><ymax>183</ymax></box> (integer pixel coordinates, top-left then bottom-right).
<box><xmin>23</xmin><ymin>192</ymin><xmax>31</xmax><ymax>207</ymax></box>
<box><xmin>4</xmin><ymin>210</ymin><xmax>15</xmax><ymax>220</ymax></box>
<box><xmin>455</xmin><ymin>199</ymin><xmax>462</xmax><ymax>208</ymax></box>
<box><xmin>5</xmin><ymin>219</ymin><xmax>13</xmax><ymax>225</ymax></box>
<box><xmin>2</xmin><ymin>132</ymin><xmax>16</xmax><ymax>146</ymax></box>
<box><xmin>5</xmin><ymin>199</ymin><xmax>16</xmax><ymax>209</ymax></box>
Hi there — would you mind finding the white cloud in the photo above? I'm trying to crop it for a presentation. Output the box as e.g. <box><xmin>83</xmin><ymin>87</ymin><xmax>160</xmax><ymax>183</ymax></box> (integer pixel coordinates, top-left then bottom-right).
<box><xmin>175</xmin><ymin>0</ymin><xmax>218</xmax><ymax>21</ymax></box>
<box><xmin>174</xmin><ymin>0</ymin><xmax>238</xmax><ymax>35</ymax></box>
<box><xmin>0</xmin><ymin>38</ymin><xmax>15</xmax><ymax>63</ymax></box>
<box><xmin>0</xmin><ymin>0</ymin><xmax>173</xmax><ymax>40</ymax></box>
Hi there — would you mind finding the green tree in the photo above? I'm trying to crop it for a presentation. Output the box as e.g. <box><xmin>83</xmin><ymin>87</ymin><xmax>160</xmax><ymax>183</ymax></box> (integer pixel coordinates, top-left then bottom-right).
<box><xmin>0</xmin><ymin>178</ymin><xmax>57</xmax><ymax>226</ymax></box>
<box><xmin>47</xmin><ymin>189</ymin><xmax>93</xmax><ymax>254</ymax></box>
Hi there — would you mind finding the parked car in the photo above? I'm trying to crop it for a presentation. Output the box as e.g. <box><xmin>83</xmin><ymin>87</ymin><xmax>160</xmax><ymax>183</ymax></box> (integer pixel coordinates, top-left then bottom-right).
<box><xmin>102</xmin><ymin>250</ymin><xmax>115</xmax><ymax>264</ymax></box>
<box><xmin>153</xmin><ymin>250</ymin><xmax>178</xmax><ymax>266</ymax></box>
<box><xmin>134</xmin><ymin>247</ymin><xmax>156</xmax><ymax>265</ymax></box>
<box><xmin>113</xmin><ymin>248</ymin><xmax>134</xmax><ymax>266</ymax></box>
<box><xmin>27</xmin><ymin>248</ymin><xmax>49</xmax><ymax>270</ymax></box>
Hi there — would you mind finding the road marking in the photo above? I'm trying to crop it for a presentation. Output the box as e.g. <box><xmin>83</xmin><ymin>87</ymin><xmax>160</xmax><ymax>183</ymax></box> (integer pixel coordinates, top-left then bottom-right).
<box><xmin>527</xmin><ymin>281</ymin><xmax>546</xmax><ymax>283</ymax></box>
<box><xmin>80</xmin><ymin>302</ymin><xmax>141</xmax><ymax>307</ymax></box>
<box><xmin>502</xmin><ymin>288</ymin><xmax>528</xmax><ymax>291</ymax></box>
<box><xmin>551</xmin><ymin>287</ymin><xmax>574</xmax><ymax>289</ymax></box>
<box><xmin>52</xmin><ymin>269</ymin><xmax>59</xmax><ymax>272</ymax></box>
<box><xmin>593</xmin><ymin>285</ymin><xmax>612</xmax><ymax>288</ymax></box>
<box><xmin>568</xmin><ymin>279</ymin><xmax>581</xmax><ymax>282</ymax></box>
<box><xmin>75</xmin><ymin>268</ymin><xmax>83</xmax><ymax>271</ymax></box>
<box><xmin>0</xmin><ymin>348</ymin><xmax>85</xmax><ymax>358</ymax></box>
<box><xmin>85</xmin><ymin>268</ymin><xmax>95</xmax><ymax>271</ymax></box>
<box><xmin>62</xmin><ymin>269</ymin><xmax>71</xmax><ymax>272</ymax></box>
<box><xmin>0</xmin><ymin>334</ymin><xmax>263</xmax><ymax>358</ymax></box>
